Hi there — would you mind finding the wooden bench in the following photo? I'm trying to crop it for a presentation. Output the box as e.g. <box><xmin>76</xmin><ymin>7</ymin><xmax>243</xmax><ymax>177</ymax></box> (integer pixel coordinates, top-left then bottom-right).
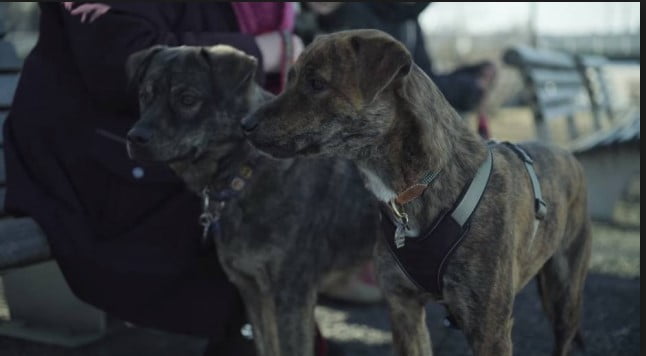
<box><xmin>503</xmin><ymin>45</ymin><xmax>618</xmax><ymax>144</ymax></box>
<box><xmin>1</xmin><ymin>37</ymin><xmax>107</xmax><ymax>347</ymax></box>
<box><xmin>504</xmin><ymin>45</ymin><xmax>640</xmax><ymax>222</ymax></box>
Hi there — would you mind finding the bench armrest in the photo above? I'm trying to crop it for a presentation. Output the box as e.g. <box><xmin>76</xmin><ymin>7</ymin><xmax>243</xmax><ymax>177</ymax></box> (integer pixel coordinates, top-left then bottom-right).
<box><xmin>0</xmin><ymin>217</ymin><xmax>51</xmax><ymax>272</ymax></box>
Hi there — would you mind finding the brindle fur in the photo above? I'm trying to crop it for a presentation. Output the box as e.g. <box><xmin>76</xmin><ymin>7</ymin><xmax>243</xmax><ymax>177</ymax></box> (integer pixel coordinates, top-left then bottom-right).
<box><xmin>125</xmin><ymin>45</ymin><xmax>379</xmax><ymax>356</ymax></box>
<box><xmin>245</xmin><ymin>30</ymin><xmax>592</xmax><ymax>356</ymax></box>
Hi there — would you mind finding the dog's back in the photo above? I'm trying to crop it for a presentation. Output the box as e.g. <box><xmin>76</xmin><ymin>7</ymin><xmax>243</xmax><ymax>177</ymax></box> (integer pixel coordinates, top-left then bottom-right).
<box><xmin>222</xmin><ymin>157</ymin><xmax>378</xmax><ymax>277</ymax></box>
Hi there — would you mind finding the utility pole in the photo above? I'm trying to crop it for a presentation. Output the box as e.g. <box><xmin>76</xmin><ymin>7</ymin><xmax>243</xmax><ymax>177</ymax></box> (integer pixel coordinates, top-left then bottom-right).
<box><xmin>528</xmin><ymin>2</ymin><xmax>538</xmax><ymax>48</ymax></box>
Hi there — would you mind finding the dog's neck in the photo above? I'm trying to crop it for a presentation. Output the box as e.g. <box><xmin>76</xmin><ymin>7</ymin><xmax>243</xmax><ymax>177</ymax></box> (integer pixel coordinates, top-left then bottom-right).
<box><xmin>357</xmin><ymin>66</ymin><xmax>488</xmax><ymax>227</ymax></box>
<box><xmin>169</xmin><ymin>138</ymin><xmax>263</xmax><ymax>195</ymax></box>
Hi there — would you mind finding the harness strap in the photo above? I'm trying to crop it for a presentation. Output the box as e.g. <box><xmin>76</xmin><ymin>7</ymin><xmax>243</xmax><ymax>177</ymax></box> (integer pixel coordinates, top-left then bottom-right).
<box><xmin>451</xmin><ymin>148</ymin><xmax>494</xmax><ymax>227</ymax></box>
<box><xmin>382</xmin><ymin>147</ymin><xmax>494</xmax><ymax>295</ymax></box>
<box><xmin>502</xmin><ymin>142</ymin><xmax>547</xmax><ymax>240</ymax></box>
<box><xmin>502</xmin><ymin>143</ymin><xmax>546</xmax><ymax>220</ymax></box>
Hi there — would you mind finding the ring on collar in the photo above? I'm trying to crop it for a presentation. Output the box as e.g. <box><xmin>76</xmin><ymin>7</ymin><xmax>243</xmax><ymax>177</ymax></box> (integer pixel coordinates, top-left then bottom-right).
<box><xmin>200</xmin><ymin>187</ymin><xmax>226</xmax><ymax>243</ymax></box>
<box><xmin>389</xmin><ymin>199</ymin><xmax>409</xmax><ymax>225</ymax></box>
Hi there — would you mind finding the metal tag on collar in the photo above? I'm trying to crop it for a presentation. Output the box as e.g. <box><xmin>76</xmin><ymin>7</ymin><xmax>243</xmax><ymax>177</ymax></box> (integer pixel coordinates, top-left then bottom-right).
<box><xmin>230</xmin><ymin>177</ymin><xmax>246</xmax><ymax>191</ymax></box>
<box><xmin>389</xmin><ymin>200</ymin><xmax>410</xmax><ymax>248</ymax></box>
<box><xmin>200</xmin><ymin>187</ymin><xmax>225</xmax><ymax>244</ymax></box>
<box><xmin>239</xmin><ymin>165</ymin><xmax>253</xmax><ymax>179</ymax></box>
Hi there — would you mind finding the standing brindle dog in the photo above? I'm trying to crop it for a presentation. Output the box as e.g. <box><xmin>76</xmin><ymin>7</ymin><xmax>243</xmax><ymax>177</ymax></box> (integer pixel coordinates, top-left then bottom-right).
<box><xmin>244</xmin><ymin>30</ymin><xmax>592</xmax><ymax>356</ymax></box>
<box><xmin>125</xmin><ymin>45</ymin><xmax>380</xmax><ymax>356</ymax></box>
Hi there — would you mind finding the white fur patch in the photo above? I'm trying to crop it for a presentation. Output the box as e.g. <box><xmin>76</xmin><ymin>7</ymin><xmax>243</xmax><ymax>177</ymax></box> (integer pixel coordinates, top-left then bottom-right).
<box><xmin>359</xmin><ymin>168</ymin><xmax>396</xmax><ymax>203</ymax></box>
<box><xmin>359</xmin><ymin>167</ymin><xmax>421</xmax><ymax>237</ymax></box>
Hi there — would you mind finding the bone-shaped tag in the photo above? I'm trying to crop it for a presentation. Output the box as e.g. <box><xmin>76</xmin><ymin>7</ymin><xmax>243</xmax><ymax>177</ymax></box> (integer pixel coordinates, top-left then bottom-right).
<box><xmin>394</xmin><ymin>223</ymin><xmax>408</xmax><ymax>248</ymax></box>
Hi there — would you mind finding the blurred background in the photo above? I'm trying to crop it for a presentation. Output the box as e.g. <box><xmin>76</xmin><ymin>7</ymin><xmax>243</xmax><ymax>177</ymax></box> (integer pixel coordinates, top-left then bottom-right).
<box><xmin>419</xmin><ymin>2</ymin><xmax>640</xmax><ymax>142</ymax></box>
<box><xmin>0</xmin><ymin>2</ymin><xmax>640</xmax><ymax>356</ymax></box>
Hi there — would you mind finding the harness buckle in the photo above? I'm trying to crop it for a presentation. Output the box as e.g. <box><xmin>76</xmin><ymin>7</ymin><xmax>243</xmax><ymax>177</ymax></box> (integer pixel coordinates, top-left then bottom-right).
<box><xmin>389</xmin><ymin>200</ymin><xmax>410</xmax><ymax>248</ymax></box>
<box><xmin>535</xmin><ymin>198</ymin><xmax>547</xmax><ymax>220</ymax></box>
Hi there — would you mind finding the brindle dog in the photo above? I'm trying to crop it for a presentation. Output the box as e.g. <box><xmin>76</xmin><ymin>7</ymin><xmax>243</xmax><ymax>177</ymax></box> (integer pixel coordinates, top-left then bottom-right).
<box><xmin>244</xmin><ymin>30</ymin><xmax>592</xmax><ymax>356</ymax></box>
<box><xmin>125</xmin><ymin>45</ymin><xmax>379</xmax><ymax>356</ymax></box>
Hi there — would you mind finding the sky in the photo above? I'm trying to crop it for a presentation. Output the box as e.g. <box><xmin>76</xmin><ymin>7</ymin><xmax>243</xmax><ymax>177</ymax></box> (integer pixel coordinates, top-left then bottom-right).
<box><xmin>419</xmin><ymin>2</ymin><xmax>641</xmax><ymax>35</ymax></box>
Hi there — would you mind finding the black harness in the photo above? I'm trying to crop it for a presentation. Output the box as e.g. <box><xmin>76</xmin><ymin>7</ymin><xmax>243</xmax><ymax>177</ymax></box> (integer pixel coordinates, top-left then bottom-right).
<box><xmin>381</xmin><ymin>142</ymin><xmax>546</xmax><ymax>296</ymax></box>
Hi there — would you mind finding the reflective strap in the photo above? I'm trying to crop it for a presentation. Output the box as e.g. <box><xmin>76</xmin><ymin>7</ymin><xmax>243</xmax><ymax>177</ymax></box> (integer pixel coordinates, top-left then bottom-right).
<box><xmin>503</xmin><ymin>142</ymin><xmax>547</xmax><ymax>221</ymax></box>
<box><xmin>451</xmin><ymin>149</ymin><xmax>494</xmax><ymax>227</ymax></box>
<box><xmin>524</xmin><ymin>160</ymin><xmax>547</xmax><ymax>220</ymax></box>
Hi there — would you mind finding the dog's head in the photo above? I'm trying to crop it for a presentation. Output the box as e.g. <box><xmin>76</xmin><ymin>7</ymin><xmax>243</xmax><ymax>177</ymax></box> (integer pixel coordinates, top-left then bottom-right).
<box><xmin>243</xmin><ymin>29</ymin><xmax>412</xmax><ymax>159</ymax></box>
<box><xmin>126</xmin><ymin>45</ymin><xmax>261</xmax><ymax>164</ymax></box>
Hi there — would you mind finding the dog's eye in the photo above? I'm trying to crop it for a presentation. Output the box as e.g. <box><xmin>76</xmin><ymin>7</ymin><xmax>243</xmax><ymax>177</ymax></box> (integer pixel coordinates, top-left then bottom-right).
<box><xmin>310</xmin><ymin>78</ymin><xmax>326</xmax><ymax>92</ymax></box>
<box><xmin>180</xmin><ymin>94</ymin><xmax>198</xmax><ymax>106</ymax></box>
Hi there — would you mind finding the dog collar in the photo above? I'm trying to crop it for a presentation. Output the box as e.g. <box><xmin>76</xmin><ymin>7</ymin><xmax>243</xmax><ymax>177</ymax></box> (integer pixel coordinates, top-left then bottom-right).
<box><xmin>393</xmin><ymin>170</ymin><xmax>441</xmax><ymax>206</ymax></box>
<box><xmin>199</xmin><ymin>155</ymin><xmax>258</xmax><ymax>249</ymax></box>
<box><xmin>387</xmin><ymin>169</ymin><xmax>441</xmax><ymax>247</ymax></box>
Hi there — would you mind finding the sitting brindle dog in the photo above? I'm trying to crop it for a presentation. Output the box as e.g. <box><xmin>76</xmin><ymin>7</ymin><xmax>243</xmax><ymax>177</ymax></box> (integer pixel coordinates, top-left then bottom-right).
<box><xmin>125</xmin><ymin>45</ymin><xmax>380</xmax><ymax>356</ymax></box>
<box><xmin>244</xmin><ymin>30</ymin><xmax>592</xmax><ymax>356</ymax></box>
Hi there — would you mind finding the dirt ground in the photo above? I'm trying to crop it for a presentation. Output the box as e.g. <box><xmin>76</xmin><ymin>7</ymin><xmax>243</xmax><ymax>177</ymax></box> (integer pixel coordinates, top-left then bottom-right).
<box><xmin>0</xmin><ymin>221</ymin><xmax>639</xmax><ymax>356</ymax></box>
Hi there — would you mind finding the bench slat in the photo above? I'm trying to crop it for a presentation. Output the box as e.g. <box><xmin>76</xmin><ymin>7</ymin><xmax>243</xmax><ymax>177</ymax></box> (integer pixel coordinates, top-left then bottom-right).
<box><xmin>0</xmin><ymin>41</ymin><xmax>22</xmax><ymax>73</ymax></box>
<box><xmin>0</xmin><ymin>187</ymin><xmax>5</xmax><ymax>216</ymax></box>
<box><xmin>528</xmin><ymin>68</ymin><xmax>583</xmax><ymax>87</ymax></box>
<box><xmin>539</xmin><ymin>102</ymin><xmax>581</xmax><ymax>121</ymax></box>
<box><xmin>0</xmin><ymin>73</ymin><xmax>19</xmax><ymax>109</ymax></box>
<box><xmin>0</xmin><ymin>217</ymin><xmax>51</xmax><ymax>272</ymax></box>
<box><xmin>504</xmin><ymin>46</ymin><xmax>577</xmax><ymax>70</ymax></box>
<box><xmin>0</xmin><ymin>149</ymin><xmax>5</xmax><ymax>185</ymax></box>
<box><xmin>577</xmin><ymin>54</ymin><xmax>608</xmax><ymax>69</ymax></box>
<box><xmin>535</xmin><ymin>87</ymin><xmax>586</xmax><ymax>109</ymax></box>
<box><xmin>0</xmin><ymin>110</ymin><xmax>5</xmax><ymax>146</ymax></box>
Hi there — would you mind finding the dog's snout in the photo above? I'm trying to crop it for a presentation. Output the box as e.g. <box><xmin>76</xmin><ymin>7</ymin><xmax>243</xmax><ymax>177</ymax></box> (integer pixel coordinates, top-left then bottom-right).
<box><xmin>241</xmin><ymin>114</ymin><xmax>259</xmax><ymax>133</ymax></box>
<box><xmin>127</xmin><ymin>127</ymin><xmax>153</xmax><ymax>145</ymax></box>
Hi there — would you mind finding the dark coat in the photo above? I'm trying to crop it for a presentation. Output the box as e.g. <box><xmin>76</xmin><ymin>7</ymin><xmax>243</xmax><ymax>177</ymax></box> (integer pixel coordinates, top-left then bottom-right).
<box><xmin>2</xmin><ymin>2</ymin><xmax>264</xmax><ymax>339</ymax></box>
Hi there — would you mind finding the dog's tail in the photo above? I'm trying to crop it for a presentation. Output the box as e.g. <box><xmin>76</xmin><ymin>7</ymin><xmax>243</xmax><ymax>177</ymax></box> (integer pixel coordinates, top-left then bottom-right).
<box><xmin>574</xmin><ymin>329</ymin><xmax>586</xmax><ymax>352</ymax></box>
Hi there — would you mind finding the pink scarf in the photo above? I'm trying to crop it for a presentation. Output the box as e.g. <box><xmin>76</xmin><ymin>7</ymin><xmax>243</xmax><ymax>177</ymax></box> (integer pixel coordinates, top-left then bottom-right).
<box><xmin>231</xmin><ymin>2</ymin><xmax>295</xmax><ymax>93</ymax></box>
<box><xmin>231</xmin><ymin>2</ymin><xmax>295</xmax><ymax>35</ymax></box>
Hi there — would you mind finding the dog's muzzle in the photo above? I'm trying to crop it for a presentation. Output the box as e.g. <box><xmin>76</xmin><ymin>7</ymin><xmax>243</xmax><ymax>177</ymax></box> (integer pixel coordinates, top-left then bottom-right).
<box><xmin>127</xmin><ymin>126</ymin><xmax>154</xmax><ymax>146</ymax></box>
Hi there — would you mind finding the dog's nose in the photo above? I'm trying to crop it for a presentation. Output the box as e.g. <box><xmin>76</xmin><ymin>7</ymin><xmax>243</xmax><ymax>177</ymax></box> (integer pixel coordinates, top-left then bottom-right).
<box><xmin>127</xmin><ymin>127</ymin><xmax>153</xmax><ymax>145</ymax></box>
<box><xmin>241</xmin><ymin>114</ymin><xmax>259</xmax><ymax>133</ymax></box>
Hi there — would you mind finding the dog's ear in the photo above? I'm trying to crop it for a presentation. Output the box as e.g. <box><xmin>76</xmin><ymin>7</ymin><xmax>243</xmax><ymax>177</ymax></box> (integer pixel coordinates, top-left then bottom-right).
<box><xmin>126</xmin><ymin>45</ymin><xmax>165</xmax><ymax>87</ymax></box>
<box><xmin>200</xmin><ymin>45</ymin><xmax>258</xmax><ymax>97</ymax></box>
<box><xmin>348</xmin><ymin>31</ymin><xmax>412</xmax><ymax>105</ymax></box>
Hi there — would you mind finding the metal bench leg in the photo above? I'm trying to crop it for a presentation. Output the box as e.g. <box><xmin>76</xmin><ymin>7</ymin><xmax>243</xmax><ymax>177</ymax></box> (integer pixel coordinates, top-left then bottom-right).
<box><xmin>0</xmin><ymin>260</ymin><xmax>107</xmax><ymax>347</ymax></box>
<box><xmin>535</xmin><ymin>118</ymin><xmax>551</xmax><ymax>142</ymax></box>
<box><xmin>566</xmin><ymin>114</ymin><xmax>579</xmax><ymax>140</ymax></box>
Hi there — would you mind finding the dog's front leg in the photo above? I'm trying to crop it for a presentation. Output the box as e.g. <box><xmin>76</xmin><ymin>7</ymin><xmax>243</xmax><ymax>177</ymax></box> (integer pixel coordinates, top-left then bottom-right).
<box><xmin>236</xmin><ymin>281</ymin><xmax>281</xmax><ymax>356</ymax></box>
<box><xmin>273</xmin><ymin>287</ymin><xmax>318</xmax><ymax>356</ymax></box>
<box><xmin>443</xmin><ymin>269</ymin><xmax>515</xmax><ymax>355</ymax></box>
<box><xmin>374</xmin><ymin>238</ymin><xmax>433</xmax><ymax>356</ymax></box>
<box><xmin>237</xmin><ymin>277</ymin><xmax>318</xmax><ymax>356</ymax></box>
